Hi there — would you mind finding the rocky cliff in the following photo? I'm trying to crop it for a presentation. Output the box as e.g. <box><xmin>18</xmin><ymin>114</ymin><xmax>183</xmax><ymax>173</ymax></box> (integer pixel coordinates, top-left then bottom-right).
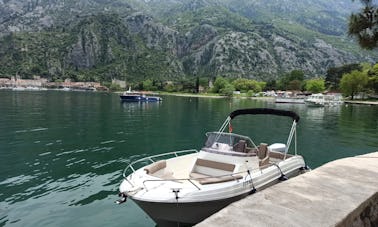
<box><xmin>0</xmin><ymin>0</ymin><xmax>376</xmax><ymax>82</ymax></box>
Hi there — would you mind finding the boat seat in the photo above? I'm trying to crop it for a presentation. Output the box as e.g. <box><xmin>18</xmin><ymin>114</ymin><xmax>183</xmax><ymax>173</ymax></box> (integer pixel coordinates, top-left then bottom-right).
<box><xmin>190</xmin><ymin>158</ymin><xmax>240</xmax><ymax>184</ymax></box>
<box><xmin>269</xmin><ymin>151</ymin><xmax>293</xmax><ymax>160</ymax></box>
<box><xmin>233</xmin><ymin>140</ymin><xmax>247</xmax><ymax>153</ymax></box>
<box><xmin>192</xmin><ymin>158</ymin><xmax>235</xmax><ymax>172</ymax></box>
<box><xmin>245</xmin><ymin>147</ymin><xmax>258</xmax><ymax>154</ymax></box>
<box><xmin>144</xmin><ymin>160</ymin><xmax>175</xmax><ymax>179</ymax></box>
<box><xmin>144</xmin><ymin>160</ymin><xmax>167</xmax><ymax>174</ymax></box>
<box><xmin>257</xmin><ymin>143</ymin><xmax>270</xmax><ymax>167</ymax></box>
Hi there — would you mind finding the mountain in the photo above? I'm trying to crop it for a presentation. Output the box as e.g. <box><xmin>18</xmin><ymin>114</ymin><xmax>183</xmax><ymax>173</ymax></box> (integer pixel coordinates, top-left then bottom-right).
<box><xmin>0</xmin><ymin>0</ymin><xmax>376</xmax><ymax>83</ymax></box>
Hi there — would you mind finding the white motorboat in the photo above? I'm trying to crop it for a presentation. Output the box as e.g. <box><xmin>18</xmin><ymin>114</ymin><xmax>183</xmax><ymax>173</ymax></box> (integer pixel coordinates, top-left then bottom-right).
<box><xmin>117</xmin><ymin>108</ymin><xmax>309</xmax><ymax>226</ymax></box>
<box><xmin>275</xmin><ymin>96</ymin><xmax>305</xmax><ymax>104</ymax></box>
<box><xmin>305</xmin><ymin>93</ymin><xmax>343</xmax><ymax>107</ymax></box>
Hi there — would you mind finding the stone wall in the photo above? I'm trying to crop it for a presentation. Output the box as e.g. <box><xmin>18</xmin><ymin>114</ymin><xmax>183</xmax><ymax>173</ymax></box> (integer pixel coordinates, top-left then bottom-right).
<box><xmin>338</xmin><ymin>192</ymin><xmax>378</xmax><ymax>227</ymax></box>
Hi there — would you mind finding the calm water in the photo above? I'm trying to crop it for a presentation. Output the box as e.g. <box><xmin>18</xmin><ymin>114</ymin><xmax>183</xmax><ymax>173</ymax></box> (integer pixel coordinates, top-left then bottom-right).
<box><xmin>0</xmin><ymin>90</ymin><xmax>377</xmax><ymax>227</ymax></box>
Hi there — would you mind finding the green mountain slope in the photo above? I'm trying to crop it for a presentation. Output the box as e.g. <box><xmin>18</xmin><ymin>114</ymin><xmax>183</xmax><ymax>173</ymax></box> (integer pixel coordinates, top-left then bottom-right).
<box><xmin>0</xmin><ymin>13</ymin><xmax>184</xmax><ymax>82</ymax></box>
<box><xmin>0</xmin><ymin>0</ymin><xmax>376</xmax><ymax>82</ymax></box>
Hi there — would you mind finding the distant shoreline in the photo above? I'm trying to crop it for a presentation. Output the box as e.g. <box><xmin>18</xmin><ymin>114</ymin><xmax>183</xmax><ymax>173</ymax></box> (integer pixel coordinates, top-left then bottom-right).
<box><xmin>4</xmin><ymin>88</ymin><xmax>376</xmax><ymax>105</ymax></box>
<box><xmin>160</xmin><ymin>92</ymin><xmax>225</xmax><ymax>98</ymax></box>
<box><xmin>159</xmin><ymin>92</ymin><xmax>276</xmax><ymax>101</ymax></box>
<box><xmin>114</xmin><ymin>91</ymin><xmax>225</xmax><ymax>98</ymax></box>
<box><xmin>116</xmin><ymin>90</ymin><xmax>276</xmax><ymax>101</ymax></box>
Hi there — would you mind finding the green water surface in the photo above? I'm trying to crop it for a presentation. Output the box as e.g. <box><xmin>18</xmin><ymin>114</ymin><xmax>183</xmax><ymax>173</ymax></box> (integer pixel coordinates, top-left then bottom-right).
<box><xmin>0</xmin><ymin>90</ymin><xmax>377</xmax><ymax>226</ymax></box>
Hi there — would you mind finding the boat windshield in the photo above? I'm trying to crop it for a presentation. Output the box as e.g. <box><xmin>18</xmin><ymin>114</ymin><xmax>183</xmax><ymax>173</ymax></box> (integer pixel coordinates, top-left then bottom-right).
<box><xmin>204</xmin><ymin>132</ymin><xmax>255</xmax><ymax>149</ymax></box>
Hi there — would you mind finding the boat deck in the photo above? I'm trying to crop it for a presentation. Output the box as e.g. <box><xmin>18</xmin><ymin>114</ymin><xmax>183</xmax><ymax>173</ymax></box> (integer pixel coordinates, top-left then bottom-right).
<box><xmin>145</xmin><ymin>150</ymin><xmax>290</xmax><ymax>184</ymax></box>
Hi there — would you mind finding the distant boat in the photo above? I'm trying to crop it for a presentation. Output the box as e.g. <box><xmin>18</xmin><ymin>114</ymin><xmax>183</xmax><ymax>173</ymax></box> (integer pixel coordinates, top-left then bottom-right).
<box><xmin>25</xmin><ymin>86</ymin><xmax>44</xmax><ymax>91</ymax></box>
<box><xmin>12</xmin><ymin>87</ymin><xmax>26</xmax><ymax>91</ymax></box>
<box><xmin>275</xmin><ymin>96</ymin><xmax>305</xmax><ymax>104</ymax></box>
<box><xmin>275</xmin><ymin>92</ymin><xmax>309</xmax><ymax>104</ymax></box>
<box><xmin>11</xmin><ymin>86</ymin><xmax>47</xmax><ymax>91</ymax></box>
<box><xmin>305</xmin><ymin>93</ymin><xmax>343</xmax><ymax>107</ymax></box>
<box><xmin>120</xmin><ymin>88</ymin><xmax>162</xmax><ymax>102</ymax></box>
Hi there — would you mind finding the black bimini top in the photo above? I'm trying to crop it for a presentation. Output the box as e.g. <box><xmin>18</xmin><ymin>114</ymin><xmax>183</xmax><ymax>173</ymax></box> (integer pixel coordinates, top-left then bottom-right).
<box><xmin>229</xmin><ymin>108</ymin><xmax>300</xmax><ymax>123</ymax></box>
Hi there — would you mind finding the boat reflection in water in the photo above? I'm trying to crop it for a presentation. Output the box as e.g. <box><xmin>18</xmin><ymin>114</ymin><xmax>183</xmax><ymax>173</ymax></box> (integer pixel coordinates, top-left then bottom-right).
<box><xmin>116</xmin><ymin>108</ymin><xmax>309</xmax><ymax>226</ymax></box>
<box><xmin>120</xmin><ymin>101</ymin><xmax>161</xmax><ymax>113</ymax></box>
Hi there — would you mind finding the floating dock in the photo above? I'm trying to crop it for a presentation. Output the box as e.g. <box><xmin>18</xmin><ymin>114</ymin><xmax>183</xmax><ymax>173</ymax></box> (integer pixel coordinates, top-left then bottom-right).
<box><xmin>196</xmin><ymin>152</ymin><xmax>378</xmax><ymax>227</ymax></box>
<box><xmin>344</xmin><ymin>101</ymin><xmax>378</xmax><ymax>105</ymax></box>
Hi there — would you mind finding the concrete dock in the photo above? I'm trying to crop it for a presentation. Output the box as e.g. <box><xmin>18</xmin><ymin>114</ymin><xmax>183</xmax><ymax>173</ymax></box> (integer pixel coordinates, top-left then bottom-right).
<box><xmin>196</xmin><ymin>152</ymin><xmax>378</xmax><ymax>227</ymax></box>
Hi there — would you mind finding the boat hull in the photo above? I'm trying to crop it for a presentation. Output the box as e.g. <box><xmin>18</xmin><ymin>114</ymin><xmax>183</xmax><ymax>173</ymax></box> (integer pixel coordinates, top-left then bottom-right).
<box><xmin>120</xmin><ymin>95</ymin><xmax>162</xmax><ymax>102</ymax></box>
<box><xmin>304</xmin><ymin>100</ymin><xmax>325</xmax><ymax>107</ymax></box>
<box><xmin>275</xmin><ymin>97</ymin><xmax>305</xmax><ymax>104</ymax></box>
<box><xmin>128</xmin><ymin>166</ymin><xmax>304</xmax><ymax>226</ymax></box>
<box><xmin>132</xmin><ymin>192</ymin><xmax>249</xmax><ymax>226</ymax></box>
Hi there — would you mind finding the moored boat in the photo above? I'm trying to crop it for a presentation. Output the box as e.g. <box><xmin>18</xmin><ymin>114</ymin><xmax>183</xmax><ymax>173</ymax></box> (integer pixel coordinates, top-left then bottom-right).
<box><xmin>305</xmin><ymin>93</ymin><xmax>343</xmax><ymax>107</ymax></box>
<box><xmin>116</xmin><ymin>108</ymin><xmax>309</xmax><ymax>226</ymax></box>
<box><xmin>275</xmin><ymin>96</ymin><xmax>305</xmax><ymax>104</ymax></box>
<box><xmin>120</xmin><ymin>88</ymin><xmax>162</xmax><ymax>102</ymax></box>
<box><xmin>275</xmin><ymin>92</ymin><xmax>308</xmax><ymax>104</ymax></box>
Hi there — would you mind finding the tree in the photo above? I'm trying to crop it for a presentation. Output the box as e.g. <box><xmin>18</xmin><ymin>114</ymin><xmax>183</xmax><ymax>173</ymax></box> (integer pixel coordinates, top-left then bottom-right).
<box><xmin>212</xmin><ymin>77</ymin><xmax>229</xmax><ymax>93</ymax></box>
<box><xmin>349</xmin><ymin>0</ymin><xmax>378</xmax><ymax>49</ymax></box>
<box><xmin>176</xmin><ymin>78</ymin><xmax>196</xmax><ymax>93</ymax></box>
<box><xmin>368</xmin><ymin>76</ymin><xmax>378</xmax><ymax>94</ymax></box>
<box><xmin>265</xmin><ymin>80</ymin><xmax>277</xmax><ymax>90</ymax></box>
<box><xmin>325</xmin><ymin>63</ymin><xmax>362</xmax><ymax>90</ymax></box>
<box><xmin>367</xmin><ymin>63</ymin><xmax>378</xmax><ymax>94</ymax></box>
<box><xmin>220</xmin><ymin>83</ymin><xmax>235</xmax><ymax>97</ymax></box>
<box><xmin>109</xmin><ymin>83</ymin><xmax>121</xmax><ymax>91</ymax></box>
<box><xmin>198</xmin><ymin>78</ymin><xmax>209</xmax><ymax>87</ymax></box>
<box><xmin>340</xmin><ymin>70</ymin><xmax>369</xmax><ymax>99</ymax></box>
<box><xmin>287</xmin><ymin>80</ymin><xmax>302</xmax><ymax>91</ymax></box>
<box><xmin>247</xmin><ymin>90</ymin><xmax>254</xmax><ymax>97</ymax></box>
<box><xmin>278</xmin><ymin>70</ymin><xmax>305</xmax><ymax>90</ymax></box>
<box><xmin>288</xmin><ymin>70</ymin><xmax>305</xmax><ymax>81</ymax></box>
<box><xmin>232</xmin><ymin>78</ymin><xmax>264</xmax><ymax>93</ymax></box>
<box><xmin>142</xmin><ymin>79</ymin><xmax>157</xmax><ymax>91</ymax></box>
<box><xmin>195</xmin><ymin>77</ymin><xmax>200</xmax><ymax>93</ymax></box>
<box><xmin>232</xmin><ymin>78</ymin><xmax>250</xmax><ymax>92</ymax></box>
<box><xmin>198</xmin><ymin>77</ymin><xmax>209</xmax><ymax>92</ymax></box>
<box><xmin>163</xmin><ymin>83</ymin><xmax>176</xmax><ymax>92</ymax></box>
<box><xmin>305</xmin><ymin>79</ymin><xmax>326</xmax><ymax>93</ymax></box>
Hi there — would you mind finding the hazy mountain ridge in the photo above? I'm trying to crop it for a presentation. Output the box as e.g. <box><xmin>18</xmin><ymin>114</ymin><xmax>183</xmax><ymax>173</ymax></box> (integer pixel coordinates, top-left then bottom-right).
<box><xmin>0</xmin><ymin>0</ymin><xmax>376</xmax><ymax>82</ymax></box>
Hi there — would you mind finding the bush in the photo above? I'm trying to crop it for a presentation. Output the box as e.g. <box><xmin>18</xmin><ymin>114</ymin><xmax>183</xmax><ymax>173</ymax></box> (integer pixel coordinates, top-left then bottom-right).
<box><xmin>163</xmin><ymin>83</ymin><xmax>176</xmax><ymax>92</ymax></box>
<box><xmin>109</xmin><ymin>83</ymin><xmax>121</xmax><ymax>91</ymax></box>
<box><xmin>247</xmin><ymin>90</ymin><xmax>254</xmax><ymax>97</ymax></box>
<box><xmin>220</xmin><ymin>83</ymin><xmax>235</xmax><ymax>97</ymax></box>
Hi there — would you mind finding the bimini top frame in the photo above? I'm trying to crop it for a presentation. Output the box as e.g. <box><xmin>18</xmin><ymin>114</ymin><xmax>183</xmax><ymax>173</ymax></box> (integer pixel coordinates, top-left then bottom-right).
<box><xmin>216</xmin><ymin>108</ymin><xmax>300</xmax><ymax>156</ymax></box>
<box><xmin>229</xmin><ymin>108</ymin><xmax>300</xmax><ymax>122</ymax></box>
